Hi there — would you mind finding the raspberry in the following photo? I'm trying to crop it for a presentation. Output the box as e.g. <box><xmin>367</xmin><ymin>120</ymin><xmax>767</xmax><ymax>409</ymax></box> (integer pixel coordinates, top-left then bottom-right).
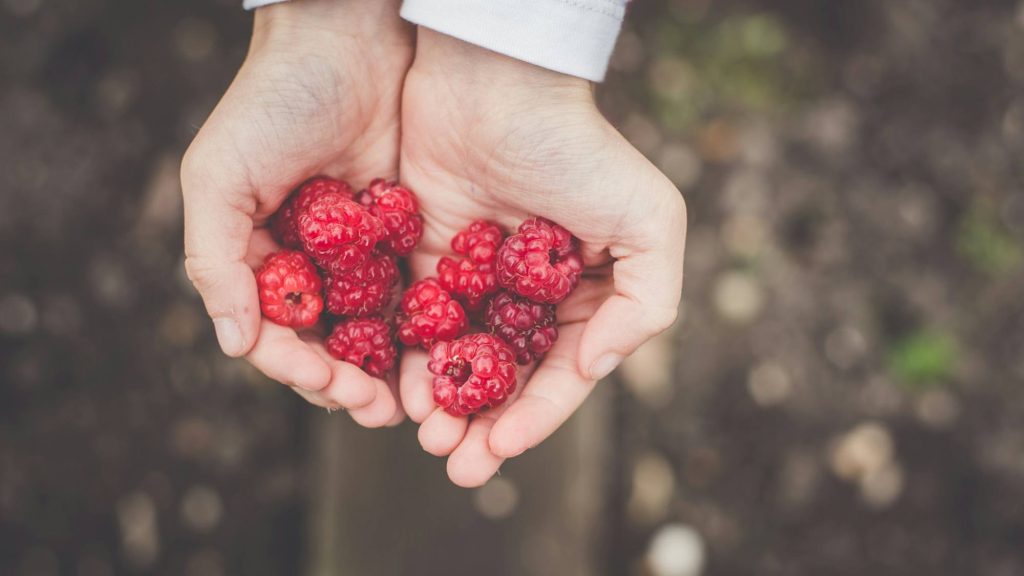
<box><xmin>325</xmin><ymin>317</ymin><xmax>397</xmax><ymax>377</ymax></box>
<box><xmin>497</xmin><ymin>217</ymin><xmax>583</xmax><ymax>304</ymax></box>
<box><xmin>271</xmin><ymin>177</ymin><xmax>354</xmax><ymax>248</ymax></box>
<box><xmin>396</xmin><ymin>278</ymin><xmax>468</xmax><ymax>349</ymax></box>
<box><xmin>428</xmin><ymin>333</ymin><xmax>517</xmax><ymax>416</ymax></box>
<box><xmin>324</xmin><ymin>251</ymin><xmax>399</xmax><ymax>317</ymax></box>
<box><xmin>299</xmin><ymin>192</ymin><xmax>385</xmax><ymax>274</ymax></box>
<box><xmin>485</xmin><ymin>290</ymin><xmax>558</xmax><ymax>364</ymax></box>
<box><xmin>357</xmin><ymin>179</ymin><xmax>423</xmax><ymax>256</ymax></box>
<box><xmin>437</xmin><ymin>220</ymin><xmax>504</xmax><ymax>310</ymax></box>
<box><xmin>256</xmin><ymin>250</ymin><xmax>324</xmax><ymax>328</ymax></box>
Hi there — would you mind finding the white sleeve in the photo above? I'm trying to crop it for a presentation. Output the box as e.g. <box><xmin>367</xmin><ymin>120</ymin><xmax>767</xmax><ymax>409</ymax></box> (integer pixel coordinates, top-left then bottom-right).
<box><xmin>243</xmin><ymin>0</ymin><xmax>289</xmax><ymax>9</ymax></box>
<box><xmin>401</xmin><ymin>0</ymin><xmax>627</xmax><ymax>82</ymax></box>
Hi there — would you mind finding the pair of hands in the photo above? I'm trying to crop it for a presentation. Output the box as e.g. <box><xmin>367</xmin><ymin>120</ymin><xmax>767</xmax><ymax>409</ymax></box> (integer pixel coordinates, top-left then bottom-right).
<box><xmin>181</xmin><ymin>0</ymin><xmax>686</xmax><ymax>487</ymax></box>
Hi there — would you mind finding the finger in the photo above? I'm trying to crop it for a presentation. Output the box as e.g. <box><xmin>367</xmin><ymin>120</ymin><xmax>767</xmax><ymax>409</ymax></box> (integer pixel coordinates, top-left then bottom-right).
<box><xmin>488</xmin><ymin>322</ymin><xmax>593</xmax><ymax>458</ymax></box>
<box><xmin>577</xmin><ymin>182</ymin><xmax>686</xmax><ymax>380</ymax></box>
<box><xmin>347</xmin><ymin>376</ymin><xmax>398</xmax><ymax>428</ymax></box>
<box><xmin>307</xmin><ymin>341</ymin><xmax>380</xmax><ymax>411</ymax></box>
<box><xmin>383</xmin><ymin>374</ymin><xmax>407</xmax><ymax>427</ymax></box>
<box><xmin>399</xmin><ymin>347</ymin><xmax>437</xmax><ymax>423</ymax></box>
<box><xmin>181</xmin><ymin>148</ymin><xmax>263</xmax><ymax>358</ymax></box>
<box><xmin>418</xmin><ymin>408</ymin><xmax>469</xmax><ymax>457</ymax></box>
<box><xmin>446</xmin><ymin>414</ymin><xmax>505</xmax><ymax>488</ymax></box>
<box><xmin>245</xmin><ymin>320</ymin><xmax>332</xmax><ymax>391</ymax></box>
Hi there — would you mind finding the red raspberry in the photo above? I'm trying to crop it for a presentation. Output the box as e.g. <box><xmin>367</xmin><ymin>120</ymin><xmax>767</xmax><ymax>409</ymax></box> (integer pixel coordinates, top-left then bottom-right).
<box><xmin>396</xmin><ymin>278</ymin><xmax>468</xmax><ymax>349</ymax></box>
<box><xmin>437</xmin><ymin>220</ymin><xmax>504</xmax><ymax>310</ymax></box>
<box><xmin>256</xmin><ymin>250</ymin><xmax>323</xmax><ymax>328</ymax></box>
<box><xmin>325</xmin><ymin>317</ymin><xmax>396</xmax><ymax>378</ymax></box>
<box><xmin>484</xmin><ymin>290</ymin><xmax>558</xmax><ymax>364</ymax></box>
<box><xmin>497</xmin><ymin>217</ymin><xmax>583</xmax><ymax>304</ymax></box>
<box><xmin>271</xmin><ymin>177</ymin><xmax>354</xmax><ymax>248</ymax></box>
<box><xmin>428</xmin><ymin>333</ymin><xmax>517</xmax><ymax>416</ymax></box>
<box><xmin>324</xmin><ymin>251</ymin><xmax>399</xmax><ymax>317</ymax></box>
<box><xmin>357</xmin><ymin>179</ymin><xmax>423</xmax><ymax>256</ymax></box>
<box><xmin>299</xmin><ymin>192</ymin><xmax>385</xmax><ymax>274</ymax></box>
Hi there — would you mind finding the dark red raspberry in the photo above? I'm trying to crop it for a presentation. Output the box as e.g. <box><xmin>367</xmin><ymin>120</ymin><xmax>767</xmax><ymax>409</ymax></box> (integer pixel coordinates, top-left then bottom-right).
<box><xmin>497</xmin><ymin>217</ymin><xmax>583</xmax><ymax>304</ymax></box>
<box><xmin>357</xmin><ymin>179</ymin><xmax>423</xmax><ymax>256</ymax></box>
<box><xmin>271</xmin><ymin>177</ymin><xmax>354</xmax><ymax>248</ymax></box>
<box><xmin>428</xmin><ymin>333</ymin><xmax>517</xmax><ymax>416</ymax></box>
<box><xmin>485</xmin><ymin>290</ymin><xmax>558</xmax><ymax>364</ymax></box>
<box><xmin>325</xmin><ymin>317</ymin><xmax>397</xmax><ymax>377</ymax></box>
<box><xmin>299</xmin><ymin>192</ymin><xmax>385</xmax><ymax>274</ymax></box>
<box><xmin>396</xmin><ymin>278</ymin><xmax>468</xmax><ymax>349</ymax></box>
<box><xmin>324</xmin><ymin>251</ymin><xmax>399</xmax><ymax>317</ymax></box>
<box><xmin>437</xmin><ymin>220</ymin><xmax>504</xmax><ymax>310</ymax></box>
<box><xmin>256</xmin><ymin>250</ymin><xmax>324</xmax><ymax>328</ymax></box>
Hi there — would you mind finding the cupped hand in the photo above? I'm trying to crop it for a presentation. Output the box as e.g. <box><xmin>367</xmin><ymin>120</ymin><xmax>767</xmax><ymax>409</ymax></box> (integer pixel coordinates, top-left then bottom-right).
<box><xmin>398</xmin><ymin>30</ymin><xmax>687</xmax><ymax>486</ymax></box>
<box><xmin>180</xmin><ymin>0</ymin><xmax>412</xmax><ymax>426</ymax></box>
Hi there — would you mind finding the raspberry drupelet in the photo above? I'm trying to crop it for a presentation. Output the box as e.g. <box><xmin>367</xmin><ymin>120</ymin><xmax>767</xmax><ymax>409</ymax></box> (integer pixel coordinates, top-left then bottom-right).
<box><xmin>325</xmin><ymin>317</ymin><xmax>397</xmax><ymax>378</ymax></box>
<box><xmin>271</xmin><ymin>177</ymin><xmax>354</xmax><ymax>249</ymax></box>
<box><xmin>485</xmin><ymin>290</ymin><xmax>558</xmax><ymax>364</ymax></box>
<box><xmin>256</xmin><ymin>250</ymin><xmax>324</xmax><ymax>328</ymax></box>
<box><xmin>298</xmin><ymin>192</ymin><xmax>385</xmax><ymax>274</ymax></box>
<box><xmin>324</xmin><ymin>251</ymin><xmax>399</xmax><ymax>317</ymax></box>
<box><xmin>356</xmin><ymin>179</ymin><xmax>423</xmax><ymax>256</ymax></box>
<box><xmin>428</xmin><ymin>333</ymin><xmax>518</xmax><ymax>416</ymax></box>
<box><xmin>497</xmin><ymin>217</ymin><xmax>583</xmax><ymax>304</ymax></box>
<box><xmin>396</xmin><ymin>278</ymin><xmax>468</xmax><ymax>349</ymax></box>
<box><xmin>437</xmin><ymin>220</ymin><xmax>504</xmax><ymax>310</ymax></box>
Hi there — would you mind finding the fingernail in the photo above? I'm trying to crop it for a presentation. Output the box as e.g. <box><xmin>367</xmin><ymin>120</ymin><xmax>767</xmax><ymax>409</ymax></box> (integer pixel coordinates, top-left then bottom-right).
<box><xmin>590</xmin><ymin>353</ymin><xmax>623</xmax><ymax>380</ymax></box>
<box><xmin>213</xmin><ymin>317</ymin><xmax>244</xmax><ymax>356</ymax></box>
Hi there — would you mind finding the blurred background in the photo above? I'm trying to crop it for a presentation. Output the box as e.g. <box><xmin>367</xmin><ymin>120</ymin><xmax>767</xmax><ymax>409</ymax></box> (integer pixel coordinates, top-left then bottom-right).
<box><xmin>3</xmin><ymin>0</ymin><xmax>1024</xmax><ymax>574</ymax></box>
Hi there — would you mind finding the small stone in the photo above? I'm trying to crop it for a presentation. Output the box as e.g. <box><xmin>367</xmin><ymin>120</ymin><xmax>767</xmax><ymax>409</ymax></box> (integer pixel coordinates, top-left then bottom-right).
<box><xmin>174</xmin><ymin>18</ymin><xmax>217</xmax><ymax>62</ymax></box>
<box><xmin>747</xmin><ymin>362</ymin><xmax>792</xmax><ymax>407</ymax></box>
<box><xmin>649</xmin><ymin>57</ymin><xmax>694</xmax><ymax>98</ymax></box>
<box><xmin>860</xmin><ymin>461</ymin><xmax>904</xmax><ymax>510</ymax></box>
<box><xmin>116</xmin><ymin>491</ymin><xmax>159</xmax><ymax>568</ymax></box>
<box><xmin>610</xmin><ymin>29</ymin><xmax>645</xmax><ymax>73</ymax></box>
<box><xmin>622</xmin><ymin>113</ymin><xmax>664</xmax><ymax>157</ymax></box>
<box><xmin>914</xmin><ymin>389</ymin><xmax>960</xmax><ymax>430</ymax></box>
<box><xmin>473</xmin><ymin>477</ymin><xmax>519</xmax><ymax>520</ymax></box>
<box><xmin>658</xmin><ymin>143</ymin><xmax>702</xmax><ymax>189</ymax></box>
<box><xmin>621</xmin><ymin>329</ymin><xmax>677</xmax><ymax>407</ymax></box>
<box><xmin>713</xmin><ymin>271</ymin><xmax>764</xmax><ymax>324</ymax></box>
<box><xmin>180</xmin><ymin>485</ymin><xmax>223</xmax><ymax>533</ymax></box>
<box><xmin>0</xmin><ymin>293</ymin><xmax>37</xmax><ymax>336</ymax></box>
<box><xmin>628</xmin><ymin>452</ymin><xmax>676</xmax><ymax>525</ymax></box>
<box><xmin>647</xmin><ymin>524</ymin><xmax>706</xmax><ymax>576</ymax></box>
<box><xmin>829</xmin><ymin>422</ymin><xmax>894</xmax><ymax>482</ymax></box>
<box><xmin>721</xmin><ymin>214</ymin><xmax>767</xmax><ymax>259</ymax></box>
<box><xmin>824</xmin><ymin>326</ymin><xmax>868</xmax><ymax>370</ymax></box>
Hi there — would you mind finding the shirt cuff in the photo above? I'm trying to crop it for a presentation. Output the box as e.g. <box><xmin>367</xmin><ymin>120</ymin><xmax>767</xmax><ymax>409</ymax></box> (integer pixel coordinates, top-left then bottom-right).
<box><xmin>400</xmin><ymin>0</ymin><xmax>627</xmax><ymax>82</ymax></box>
<box><xmin>243</xmin><ymin>0</ymin><xmax>289</xmax><ymax>9</ymax></box>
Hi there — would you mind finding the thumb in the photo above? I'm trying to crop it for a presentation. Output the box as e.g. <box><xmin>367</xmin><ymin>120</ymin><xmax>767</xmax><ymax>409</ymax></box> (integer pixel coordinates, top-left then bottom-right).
<box><xmin>181</xmin><ymin>148</ymin><xmax>262</xmax><ymax>358</ymax></box>
<box><xmin>577</xmin><ymin>170</ymin><xmax>687</xmax><ymax>380</ymax></box>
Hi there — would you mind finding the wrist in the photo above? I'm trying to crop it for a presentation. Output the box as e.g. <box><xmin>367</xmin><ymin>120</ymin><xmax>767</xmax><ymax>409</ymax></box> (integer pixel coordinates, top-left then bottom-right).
<box><xmin>252</xmin><ymin>0</ymin><xmax>409</xmax><ymax>52</ymax></box>
<box><xmin>410</xmin><ymin>28</ymin><xmax>593</xmax><ymax>105</ymax></box>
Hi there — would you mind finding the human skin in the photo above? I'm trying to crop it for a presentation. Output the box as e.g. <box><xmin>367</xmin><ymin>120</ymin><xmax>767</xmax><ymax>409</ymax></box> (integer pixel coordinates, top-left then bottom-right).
<box><xmin>397</xmin><ymin>29</ymin><xmax>687</xmax><ymax>487</ymax></box>
<box><xmin>180</xmin><ymin>0</ymin><xmax>413</xmax><ymax>426</ymax></box>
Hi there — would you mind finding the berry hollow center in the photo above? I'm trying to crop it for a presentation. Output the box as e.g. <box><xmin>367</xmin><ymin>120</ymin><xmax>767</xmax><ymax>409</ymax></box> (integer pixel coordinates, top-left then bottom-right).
<box><xmin>286</xmin><ymin>291</ymin><xmax>303</xmax><ymax>305</ymax></box>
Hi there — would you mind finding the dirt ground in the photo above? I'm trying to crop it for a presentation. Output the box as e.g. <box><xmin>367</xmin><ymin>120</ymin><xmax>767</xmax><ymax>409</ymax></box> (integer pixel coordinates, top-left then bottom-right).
<box><xmin>2</xmin><ymin>0</ymin><xmax>1023</xmax><ymax>574</ymax></box>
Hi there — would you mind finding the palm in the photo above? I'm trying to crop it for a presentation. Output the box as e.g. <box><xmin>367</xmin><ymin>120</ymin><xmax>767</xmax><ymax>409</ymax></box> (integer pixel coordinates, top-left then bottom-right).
<box><xmin>182</xmin><ymin>23</ymin><xmax>412</xmax><ymax>426</ymax></box>
<box><xmin>397</xmin><ymin>63</ymin><xmax>686</xmax><ymax>486</ymax></box>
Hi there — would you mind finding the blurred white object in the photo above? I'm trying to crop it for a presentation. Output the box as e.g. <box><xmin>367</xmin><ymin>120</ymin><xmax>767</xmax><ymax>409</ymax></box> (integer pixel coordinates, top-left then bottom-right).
<box><xmin>647</xmin><ymin>524</ymin><xmax>706</xmax><ymax>576</ymax></box>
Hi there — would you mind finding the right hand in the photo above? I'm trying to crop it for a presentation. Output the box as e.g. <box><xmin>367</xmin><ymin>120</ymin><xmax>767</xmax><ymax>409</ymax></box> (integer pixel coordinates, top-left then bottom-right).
<box><xmin>180</xmin><ymin>0</ymin><xmax>412</xmax><ymax>426</ymax></box>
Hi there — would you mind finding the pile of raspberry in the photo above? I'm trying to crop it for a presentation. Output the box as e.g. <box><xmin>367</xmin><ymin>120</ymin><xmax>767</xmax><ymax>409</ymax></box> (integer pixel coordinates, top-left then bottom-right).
<box><xmin>256</xmin><ymin>176</ymin><xmax>584</xmax><ymax>416</ymax></box>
